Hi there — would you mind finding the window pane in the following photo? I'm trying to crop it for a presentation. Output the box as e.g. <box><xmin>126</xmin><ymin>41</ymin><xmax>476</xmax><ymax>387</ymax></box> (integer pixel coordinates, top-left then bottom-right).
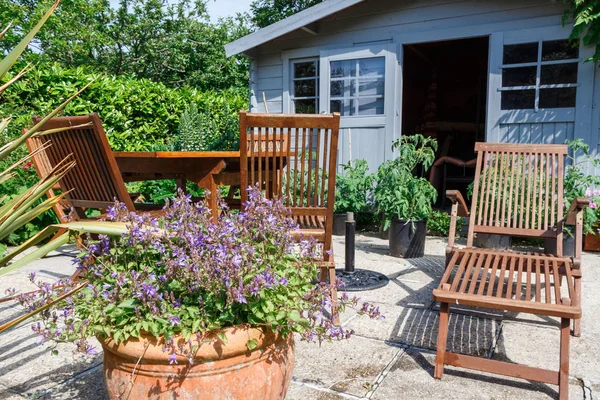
<box><xmin>542</xmin><ymin>40</ymin><xmax>579</xmax><ymax>61</ymax></box>
<box><xmin>502</xmin><ymin>66</ymin><xmax>537</xmax><ymax>87</ymax></box>
<box><xmin>330</xmin><ymin>79</ymin><xmax>355</xmax><ymax>97</ymax></box>
<box><xmin>331</xmin><ymin>60</ymin><xmax>355</xmax><ymax>78</ymax></box>
<box><xmin>330</xmin><ymin>99</ymin><xmax>356</xmax><ymax>116</ymax></box>
<box><xmin>358</xmin><ymin>98</ymin><xmax>384</xmax><ymax>115</ymax></box>
<box><xmin>501</xmin><ymin>90</ymin><xmax>536</xmax><ymax>110</ymax></box>
<box><xmin>358</xmin><ymin>78</ymin><xmax>384</xmax><ymax>96</ymax></box>
<box><xmin>294</xmin><ymin>61</ymin><xmax>317</xmax><ymax>78</ymax></box>
<box><xmin>358</xmin><ymin>57</ymin><xmax>385</xmax><ymax>77</ymax></box>
<box><xmin>540</xmin><ymin>63</ymin><xmax>578</xmax><ymax>85</ymax></box>
<box><xmin>294</xmin><ymin>79</ymin><xmax>316</xmax><ymax>97</ymax></box>
<box><xmin>294</xmin><ymin>99</ymin><xmax>317</xmax><ymax>114</ymax></box>
<box><xmin>503</xmin><ymin>43</ymin><xmax>539</xmax><ymax>64</ymax></box>
<box><xmin>539</xmin><ymin>88</ymin><xmax>577</xmax><ymax>108</ymax></box>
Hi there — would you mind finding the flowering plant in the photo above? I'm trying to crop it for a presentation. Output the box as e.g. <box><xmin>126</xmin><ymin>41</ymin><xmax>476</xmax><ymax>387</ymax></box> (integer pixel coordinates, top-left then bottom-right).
<box><xmin>16</xmin><ymin>188</ymin><xmax>380</xmax><ymax>362</ymax></box>
<box><xmin>564</xmin><ymin>139</ymin><xmax>600</xmax><ymax>235</ymax></box>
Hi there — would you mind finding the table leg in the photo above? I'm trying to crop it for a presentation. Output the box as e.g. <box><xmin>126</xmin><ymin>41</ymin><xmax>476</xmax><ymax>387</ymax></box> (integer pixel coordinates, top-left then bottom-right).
<box><xmin>176</xmin><ymin>177</ymin><xmax>187</xmax><ymax>194</ymax></box>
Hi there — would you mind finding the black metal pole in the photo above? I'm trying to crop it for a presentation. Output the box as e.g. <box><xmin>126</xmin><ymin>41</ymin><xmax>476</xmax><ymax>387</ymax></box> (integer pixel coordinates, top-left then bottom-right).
<box><xmin>344</xmin><ymin>212</ymin><xmax>355</xmax><ymax>275</ymax></box>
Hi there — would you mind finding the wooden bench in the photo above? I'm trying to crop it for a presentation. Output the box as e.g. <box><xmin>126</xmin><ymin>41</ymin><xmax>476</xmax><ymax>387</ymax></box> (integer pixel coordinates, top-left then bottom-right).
<box><xmin>433</xmin><ymin>143</ymin><xmax>587</xmax><ymax>400</ymax></box>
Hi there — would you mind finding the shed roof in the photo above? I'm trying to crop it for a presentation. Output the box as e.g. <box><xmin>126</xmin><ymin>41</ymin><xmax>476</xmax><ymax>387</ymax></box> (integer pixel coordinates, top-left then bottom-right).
<box><xmin>225</xmin><ymin>0</ymin><xmax>366</xmax><ymax>57</ymax></box>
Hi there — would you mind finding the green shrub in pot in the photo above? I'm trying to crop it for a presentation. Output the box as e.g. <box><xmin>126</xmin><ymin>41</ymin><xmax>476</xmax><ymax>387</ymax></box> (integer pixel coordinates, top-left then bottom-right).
<box><xmin>334</xmin><ymin>160</ymin><xmax>374</xmax><ymax>215</ymax></box>
<box><xmin>374</xmin><ymin>135</ymin><xmax>437</xmax><ymax>258</ymax></box>
<box><xmin>333</xmin><ymin>160</ymin><xmax>375</xmax><ymax>234</ymax></box>
<box><xmin>374</xmin><ymin>134</ymin><xmax>437</xmax><ymax>230</ymax></box>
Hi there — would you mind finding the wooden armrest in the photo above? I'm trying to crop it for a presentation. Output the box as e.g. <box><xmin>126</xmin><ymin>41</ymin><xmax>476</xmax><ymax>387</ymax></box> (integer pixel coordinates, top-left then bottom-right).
<box><xmin>566</xmin><ymin>197</ymin><xmax>589</xmax><ymax>225</ymax></box>
<box><xmin>446</xmin><ymin>190</ymin><xmax>469</xmax><ymax>217</ymax></box>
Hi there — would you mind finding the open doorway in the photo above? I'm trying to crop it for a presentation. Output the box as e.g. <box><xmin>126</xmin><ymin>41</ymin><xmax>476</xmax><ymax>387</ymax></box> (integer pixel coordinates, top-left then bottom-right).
<box><xmin>402</xmin><ymin>37</ymin><xmax>489</xmax><ymax>205</ymax></box>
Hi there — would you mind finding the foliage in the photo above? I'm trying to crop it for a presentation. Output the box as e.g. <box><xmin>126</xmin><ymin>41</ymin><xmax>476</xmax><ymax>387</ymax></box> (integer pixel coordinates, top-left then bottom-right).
<box><xmin>174</xmin><ymin>101</ymin><xmax>240</xmax><ymax>152</ymax></box>
<box><xmin>427</xmin><ymin>210</ymin><xmax>464</xmax><ymax>237</ymax></box>
<box><xmin>1</xmin><ymin>62</ymin><xmax>248</xmax><ymax>152</ymax></box>
<box><xmin>16</xmin><ymin>189</ymin><xmax>382</xmax><ymax>359</ymax></box>
<box><xmin>374</xmin><ymin>135</ymin><xmax>438</xmax><ymax>230</ymax></box>
<box><xmin>334</xmin><ymin>160</ymin><xmax>374</xmax><ymax>214</ymax></box>
<box><xmin>250</xmin><ymin>0</ymin><xmax>323</xmax><ymax>28</ymax></box>
<box><xmin>564</xmin><ymin>138</ymin><xmax>600</xmax><ymax>235</ymax></box>
<box><xmin>175</xmin><ymin>103</ymin><xmax>205</xmax><ymax>151</ymax></box>
<box><xmin>563</xmin><ymin>0</ymin><xmax>600</xmax><ymax>62</ymax></box>
<box><xmin>1</xmin><ymin>0</ymin><xmax>251</xmax><ymax>90</ymax></box>
<box><xmin>0</xmin><ymin>62</ymin><xmax>246</xmax><ymax>243</ymax></box>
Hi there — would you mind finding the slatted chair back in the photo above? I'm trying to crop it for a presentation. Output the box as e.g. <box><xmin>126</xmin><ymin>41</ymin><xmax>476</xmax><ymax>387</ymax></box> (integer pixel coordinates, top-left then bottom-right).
<box><xmin>467</xmin><ymin>142</ymin><xmax>568</xmax><ymax>254</ymax></box>
<box><xmin>27</xmin><ymin>113</ymin><xmax>134</xmax><ymax>219</ymax></box>
<box><xmin>239</xmin><ymin>111</ymin><xmax>341</xmax><ymax>246</ymax></box>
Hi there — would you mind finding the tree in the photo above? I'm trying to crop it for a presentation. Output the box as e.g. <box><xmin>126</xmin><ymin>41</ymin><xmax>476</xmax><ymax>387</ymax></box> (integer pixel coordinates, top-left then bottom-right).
<box><xmin>0</xmin><ymin>0</ymin><xmax>251</xmax><ymax>90</ymax></box>
<box><xmin>250</xmin><ymin>0</ymin><xmax>323</xmax><ymax>28</ymax></box>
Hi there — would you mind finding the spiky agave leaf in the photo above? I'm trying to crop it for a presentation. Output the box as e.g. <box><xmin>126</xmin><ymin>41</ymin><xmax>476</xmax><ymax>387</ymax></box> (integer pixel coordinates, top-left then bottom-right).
<box><xmin>0</xmin><ymin>79</ymin><xmax>94</xmax><ymax>161</ymax></box>
<box><xmin>0</xmin><ymin>281</ymin><xmax>88</xmax><ymax>334</ymax></box>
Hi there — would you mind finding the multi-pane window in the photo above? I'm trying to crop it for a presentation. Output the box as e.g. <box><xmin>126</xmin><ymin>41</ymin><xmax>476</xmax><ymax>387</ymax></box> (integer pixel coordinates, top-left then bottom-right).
<box><xmin>330</xmin><ymin>57</ymin><xmax>385</xmax><ymax>116</ymax></box>
<box><xmin>500</xmin><ymin>39</ymin><xmax>579</xmax><ymax>110</ymax></box>
<box><xmin>291</xmin><ymin>60</ymin><xmax>319</xmax><ymax>114</ymax></box>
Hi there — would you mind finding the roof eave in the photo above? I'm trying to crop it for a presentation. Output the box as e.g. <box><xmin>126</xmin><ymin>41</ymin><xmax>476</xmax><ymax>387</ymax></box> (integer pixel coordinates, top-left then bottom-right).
<box><xmin>225</xmin><ymin>0</ymin><xmax>365</xmax><ymax>58</ymax></box>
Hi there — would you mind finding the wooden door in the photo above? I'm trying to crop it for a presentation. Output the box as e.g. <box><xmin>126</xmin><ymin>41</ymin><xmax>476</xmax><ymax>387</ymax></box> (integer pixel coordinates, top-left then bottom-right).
<box><xmin>486</xmin><ymin>26</ymin><xmax>594</xmax><ymax>150</ymax></box>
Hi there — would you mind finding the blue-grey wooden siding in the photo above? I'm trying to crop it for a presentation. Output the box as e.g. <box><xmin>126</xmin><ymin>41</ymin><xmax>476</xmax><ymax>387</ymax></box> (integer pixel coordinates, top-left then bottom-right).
<box><xmin>247</xmin><ymin>0</ymin><xmax>597</xmax><ymax>171</ymax></box>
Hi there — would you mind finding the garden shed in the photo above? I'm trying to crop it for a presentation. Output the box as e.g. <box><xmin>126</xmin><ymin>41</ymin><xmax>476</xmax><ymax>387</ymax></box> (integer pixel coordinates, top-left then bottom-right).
<box><xmin>226</xmin><ymin>0</ymin><xmax>600</xmax><ymax>184</ymax></box>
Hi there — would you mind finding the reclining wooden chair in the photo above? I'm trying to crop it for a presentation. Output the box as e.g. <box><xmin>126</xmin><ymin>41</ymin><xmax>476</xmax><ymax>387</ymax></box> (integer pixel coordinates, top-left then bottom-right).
<box><xmin>433</xmin><ymin>143</ymin><xmax>587</xmax><ymax>400</ymax></box>
<box><xmin>239</xmin><ymin>111</ymin><xmax>341</xmax><ymax>316</ymax></box>
<box><xmin>26</xmin><ymin>113</ymin><xmax>161</xmax><ymax>221</ymax></box>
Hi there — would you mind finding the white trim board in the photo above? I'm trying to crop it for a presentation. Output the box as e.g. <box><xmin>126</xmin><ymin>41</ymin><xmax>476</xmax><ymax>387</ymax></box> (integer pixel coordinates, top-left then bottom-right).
<box><xmin>225</xmin><ymin>0</ymin><xmax>366</xmax><ymax>57</ymax></box>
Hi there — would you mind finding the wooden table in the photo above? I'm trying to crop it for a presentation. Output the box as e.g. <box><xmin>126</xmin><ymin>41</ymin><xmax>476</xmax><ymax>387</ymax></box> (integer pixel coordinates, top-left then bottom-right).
<box><xmin>113</xmin><ymin>151</ymin><xmax>242</xmax><ymax>219</ymax></box>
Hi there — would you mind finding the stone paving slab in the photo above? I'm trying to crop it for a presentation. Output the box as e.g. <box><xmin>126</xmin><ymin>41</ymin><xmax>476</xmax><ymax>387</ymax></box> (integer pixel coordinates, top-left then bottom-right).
<box><xmin>0</xmin><ymin>323</ymin><xmax>101</xmax><ymax>398</ymax></box>
<box><xmin>371</xmin><ymin>348</ymin><xmax>584</xmax><ymax>400</ymax></box>
<box><xmin>350</xmin><ymin>277</ymin><xmax>435</xmax><ymax>309</ymax></box>
<box><xmin>2</xmin><ymin>234</ymin><xmax>599</xmax><ymax>399</ymax></box>
<box><xmin>495</xmin><ymin>320</ymin><xmax>600</xmax><ymax>385</ymax></box>
<box><xmin>286</xmin><ymin>382</ymin><xmax>354</xmax><ymax>400</ymax></box>
<box><xmin>39</xmin><ymin>365</ymin><xmax>107</xmax><ymax>400</ymax></box>
<box><xmin>292</xmin><ymin>334</ymin><xmax>400</xmax><ymax>398</ymax></box>
<box><xmin>346</xmin><ymin>303</ymin><xmax>498</xmax><ymax>357</ymax></box>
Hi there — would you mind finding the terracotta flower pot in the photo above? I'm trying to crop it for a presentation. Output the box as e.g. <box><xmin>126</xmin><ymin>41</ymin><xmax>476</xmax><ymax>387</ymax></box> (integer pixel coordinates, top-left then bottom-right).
<box><xmin>99</xmin><ymin>325</ymin><xmax>294</xmax><ymax>400</ymax></box>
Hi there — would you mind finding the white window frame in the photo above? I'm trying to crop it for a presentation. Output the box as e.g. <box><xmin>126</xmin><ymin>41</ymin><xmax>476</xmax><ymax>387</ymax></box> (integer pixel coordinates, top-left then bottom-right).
<box><xmin>329</xmin><ymin>57</ymin><xmax>385</xmax><ymax>116</ymax></box>
<box><xmin>487</xmin><ymin>26</ymin><xmax>595</xmax><ymax>143</ymax></box>
<box><xmin>289</xmin><ymin>58</ymin><xmax>320</xmax><ymax>114</ymax></box>
<box><xmin>320</xmin><ymin>44</ymin><xmax>397</xmax><ymax>129</ymax></box>
<box><xmin>499</xmin><ymin>38</ymin><xmax>580</xmax><ymax>112</ymax></box>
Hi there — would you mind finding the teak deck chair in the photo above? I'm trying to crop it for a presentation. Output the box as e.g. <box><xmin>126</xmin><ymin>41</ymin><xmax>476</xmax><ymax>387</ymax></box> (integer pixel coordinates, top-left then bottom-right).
<box><xmin>239</xmin><ymin>111</ymin><xmax>341</xmax><ymax>314</ymax></box>
<box><xmin>433</xmin><ymin>143</ymin><xmax>587</xmax><ymax>400</ymax></box>
<box><xmin>26</xmin><ymin>113</ymin><xmax>161</xmax><ymax>221</ymax></box>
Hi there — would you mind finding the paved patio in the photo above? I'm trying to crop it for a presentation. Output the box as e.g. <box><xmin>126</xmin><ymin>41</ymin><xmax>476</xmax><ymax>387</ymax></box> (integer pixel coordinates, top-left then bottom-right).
<box><xmin>0</xmin><ymin>234</ymin><xmax>598</xmax><ymax>399</ymax></box>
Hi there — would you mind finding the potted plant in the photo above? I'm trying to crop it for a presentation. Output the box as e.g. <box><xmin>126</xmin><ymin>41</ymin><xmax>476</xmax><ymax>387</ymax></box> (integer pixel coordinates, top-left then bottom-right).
<box><xmin>374</xmin><ymin>135</ymin><xmax>437</xmax><ymax>258</ymax></box>
<box><xmin>546</xmin><ymin>139</ymin><xmax>600</xmax><ymax>255</ymax></box>
<box><xmin>333</xmin><ymin>160</ymin><xmax>375</xmax><ymax>235</ymax></box>
<box><xmin>17</xmin><ymin>188</ymin><xmax>380</xmax><ymax>399</ymax></box>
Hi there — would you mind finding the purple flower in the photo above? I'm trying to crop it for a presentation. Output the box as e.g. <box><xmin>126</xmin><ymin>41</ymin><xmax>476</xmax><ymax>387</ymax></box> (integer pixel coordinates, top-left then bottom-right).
<box><xmin>169</xmin><ymin>316</ymin><xmax>180</xmax><ymax>326</ymax></box>
<box><xmin>168</xmin><ymin>352</ymin><xmax>178</xmax><ymax>365</ymax></box>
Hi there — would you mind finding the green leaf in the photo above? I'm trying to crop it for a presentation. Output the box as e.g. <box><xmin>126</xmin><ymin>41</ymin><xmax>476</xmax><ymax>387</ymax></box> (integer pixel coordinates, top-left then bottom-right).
<box><xmin>289</xmin><ymin>310</ymin><xmax>301</xmax><ymax>322</ymax></box>
<box><xmin>217</xmin><ymin>332</ymin><xmax>228</xmax><ymax>343</ymax></box>
<box><xmin>246</xmin><ymin>338</ymin><xmax>258</xmax><ymax>351</ymax></box>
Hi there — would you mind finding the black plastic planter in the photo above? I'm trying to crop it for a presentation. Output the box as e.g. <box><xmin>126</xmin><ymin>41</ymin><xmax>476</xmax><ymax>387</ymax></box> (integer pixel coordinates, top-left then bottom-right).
<box><xmin>389</xmin><ymin>219</ymin><xmax>427</xmax><ymax>258</ymax></box>
<box><xmin>544</xmin><ymin>236</ymin><xmax>575</xmax><ymax>257</ymax></box>
<box><xmin>333</xmin><ymin>213</ymin><xmax>346</xmax><ymax>236</ymax></box>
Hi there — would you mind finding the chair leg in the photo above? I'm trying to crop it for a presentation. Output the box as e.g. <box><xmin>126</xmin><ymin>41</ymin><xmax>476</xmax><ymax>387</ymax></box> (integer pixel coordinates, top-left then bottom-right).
<box><xmin>559</xmin><ymin>312</ymin><xmax>571</xmax><ymax>400</ymax></box>
<box><xmin>572</xmin><ymin>276</ymin><xmax>582</xmax><ymax>337</ymax></box>
<box><xmin>434</xmin><ymin>301</ymin><xmax>450</xmax><ymax>379</ymax></box>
